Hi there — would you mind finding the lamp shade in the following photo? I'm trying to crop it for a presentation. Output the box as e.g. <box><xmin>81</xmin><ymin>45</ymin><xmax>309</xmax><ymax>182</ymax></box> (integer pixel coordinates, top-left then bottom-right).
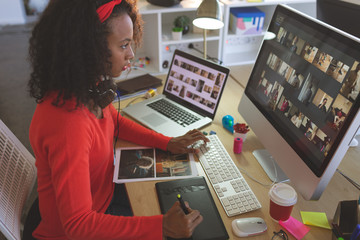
<box><xmin>193</xmin><ymin>0</ymin><xmax>224</xmax><ymax>30</ymax></box>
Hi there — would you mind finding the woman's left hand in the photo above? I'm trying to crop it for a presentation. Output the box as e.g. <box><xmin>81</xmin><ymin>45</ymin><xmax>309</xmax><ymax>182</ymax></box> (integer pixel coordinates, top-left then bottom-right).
<box><xmin>167</xmin><ymin>129</ymin><xmax>209</xmax><ymax>154</ymax></box>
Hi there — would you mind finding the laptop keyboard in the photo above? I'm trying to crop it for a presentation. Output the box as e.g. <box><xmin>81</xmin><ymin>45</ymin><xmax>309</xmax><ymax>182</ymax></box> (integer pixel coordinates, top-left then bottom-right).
<box><xmin>147</xmin><ymin>99</ymin><xmax>200</xmax><ymax>127</ymax></box>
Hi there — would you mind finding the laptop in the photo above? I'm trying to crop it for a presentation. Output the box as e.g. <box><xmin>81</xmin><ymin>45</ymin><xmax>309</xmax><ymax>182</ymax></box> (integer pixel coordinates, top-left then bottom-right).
<box><xmin>123</xmin><ymin>50</ymin><xmax>229</xmax><ymax>137</ymax></box>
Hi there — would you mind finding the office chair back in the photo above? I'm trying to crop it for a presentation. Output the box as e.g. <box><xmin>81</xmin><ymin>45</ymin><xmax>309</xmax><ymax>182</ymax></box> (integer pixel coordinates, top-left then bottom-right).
<box><xmin>0</xmin><ymin>119</ymin><xmax>37</xmax><ymax>240</ymax></box>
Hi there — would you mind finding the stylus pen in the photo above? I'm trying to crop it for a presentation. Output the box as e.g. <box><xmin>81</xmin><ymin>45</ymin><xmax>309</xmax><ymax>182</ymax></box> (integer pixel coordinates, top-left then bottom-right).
<box><xmin>177</xmin><ymin>194</ymin><xmax>189</xmax><ymax>214</ymax></box>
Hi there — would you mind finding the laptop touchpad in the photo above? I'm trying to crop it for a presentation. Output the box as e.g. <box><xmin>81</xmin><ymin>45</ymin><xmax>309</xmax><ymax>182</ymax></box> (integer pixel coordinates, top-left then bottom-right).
<box><xmin>142</xmin><ymin>113</ymin><xmax>167</xmax><ymax>127</ymax></box>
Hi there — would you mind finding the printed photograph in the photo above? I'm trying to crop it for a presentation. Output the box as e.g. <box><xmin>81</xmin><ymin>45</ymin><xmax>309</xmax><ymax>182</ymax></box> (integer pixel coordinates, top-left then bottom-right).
<box><xmin>155</xmin><ymin>150</ymin><xmax>192</xmax><ymax>177</ymax></box>
<box><xmin>118</xmin><ymin>149</ymin><xmax>155</xmax><ymax>179</ymax></box>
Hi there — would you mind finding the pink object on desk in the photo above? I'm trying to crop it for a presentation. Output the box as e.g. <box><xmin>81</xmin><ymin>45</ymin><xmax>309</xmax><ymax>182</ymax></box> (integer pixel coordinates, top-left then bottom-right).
<box><xmin>279</xmin><ymin>216</ymin><xmax>310</xmax><ymax>240</ymax></box>
<box><xmin>233</xmin><ymin>137</ymin><xmax>243</xmax><ymax>153</ymax></box>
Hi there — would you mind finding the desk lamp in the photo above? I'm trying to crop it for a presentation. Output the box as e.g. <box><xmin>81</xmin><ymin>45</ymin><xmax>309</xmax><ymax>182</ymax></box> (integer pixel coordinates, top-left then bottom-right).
<box><xmin>192</xmin><ymin>0</ymin><xmax>224</xmax><ymax>60</ymax></box>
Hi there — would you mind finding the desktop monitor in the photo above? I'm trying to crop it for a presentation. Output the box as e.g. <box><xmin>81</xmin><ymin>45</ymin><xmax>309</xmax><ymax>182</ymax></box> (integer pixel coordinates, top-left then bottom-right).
<box><xmin>317</xmin><ymin>0</ymin><xmax>360</xmax><ymax>39</ymax></box>
<box><xmin>238</xmin><ymin>4</ymin><xmax>360</xmax><ymax>200</ymax></box>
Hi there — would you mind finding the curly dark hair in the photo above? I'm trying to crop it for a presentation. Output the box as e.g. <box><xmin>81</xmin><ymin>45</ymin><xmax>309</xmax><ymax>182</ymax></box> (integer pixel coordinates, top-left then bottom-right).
<box><xmin>28</xmin><ymin>0</ymin><xmax>143</xmax><ymax>107</ymax></box>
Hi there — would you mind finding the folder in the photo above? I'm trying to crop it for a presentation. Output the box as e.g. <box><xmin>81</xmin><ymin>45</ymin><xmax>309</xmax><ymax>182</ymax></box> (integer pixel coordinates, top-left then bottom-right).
<box><xmin>116</xmin><ymin>74</ymin><xmax>162</xmax><ymax>95</ymax></box>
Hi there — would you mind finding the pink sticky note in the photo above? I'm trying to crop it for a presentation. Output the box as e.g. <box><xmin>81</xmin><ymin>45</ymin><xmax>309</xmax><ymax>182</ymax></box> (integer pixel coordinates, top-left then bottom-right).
<box><xmin>279</xmin><ymin>216</ymin><xmax>310</xmax><ymax>240</ymax></box>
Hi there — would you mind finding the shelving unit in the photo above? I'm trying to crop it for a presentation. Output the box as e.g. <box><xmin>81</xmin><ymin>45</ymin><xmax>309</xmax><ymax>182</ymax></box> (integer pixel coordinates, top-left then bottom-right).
<box><xmin>118</xmin><ymin>0</ymin><xmax>223</xmax><ymax>80</ymax></box>
<box><xmin>117</xmin><ymin>0</ymin><xmax>316</xmax><ymax>80</ymax></box>
<box><xmin>220</xmin><ymin>0</ymin><xmax>316</xmax><ymax>66</ymax></box>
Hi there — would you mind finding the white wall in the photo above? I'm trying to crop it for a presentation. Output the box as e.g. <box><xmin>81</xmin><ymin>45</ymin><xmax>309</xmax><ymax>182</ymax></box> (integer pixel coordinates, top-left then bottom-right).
<box><xmin>0</xmin><ymin>0</ymin><xmax>26</xmax><ymax>25</ymax></box>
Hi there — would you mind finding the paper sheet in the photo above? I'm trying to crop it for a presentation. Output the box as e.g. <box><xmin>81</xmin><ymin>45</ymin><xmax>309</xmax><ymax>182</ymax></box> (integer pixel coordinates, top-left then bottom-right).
<box><xmin>279</xmin><ymin>216</ymin><xmax>310</xmax><ymax>240</ymax></box>
<box><xmin>300</xmin><ymin>211</ymin><xmax>331</xmax><ymax>229</ymax></box>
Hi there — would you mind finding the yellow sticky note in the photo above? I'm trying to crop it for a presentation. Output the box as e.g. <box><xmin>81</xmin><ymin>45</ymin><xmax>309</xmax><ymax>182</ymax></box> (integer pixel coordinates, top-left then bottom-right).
<box><xmin>300</xmin><ymin>211</ymin><xmax>331</xmax><ymax>229</ymax></box>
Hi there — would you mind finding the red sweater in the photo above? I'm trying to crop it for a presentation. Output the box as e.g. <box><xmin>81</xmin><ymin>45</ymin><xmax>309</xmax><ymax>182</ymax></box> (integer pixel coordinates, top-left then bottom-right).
<box><xmin>29</xmin><ymin>94</ymin><xmax>171</xmax><ymax>240</ymax></box>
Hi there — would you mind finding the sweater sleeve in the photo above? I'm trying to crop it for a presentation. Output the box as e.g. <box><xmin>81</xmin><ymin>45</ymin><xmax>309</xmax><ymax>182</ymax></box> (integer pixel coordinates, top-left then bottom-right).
<box><xmin>110</xmin><ymin>105</ymin><xmax>172</xmax><ymax>150</ymax></box>
<box><xmin>31</xmin><ymin>102</ymin><xmax>164</xmax><ymax>240</ymax></box>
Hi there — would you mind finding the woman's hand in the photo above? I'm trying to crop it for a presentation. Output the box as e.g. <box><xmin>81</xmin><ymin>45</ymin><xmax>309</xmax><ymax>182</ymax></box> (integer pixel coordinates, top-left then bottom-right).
<box><xmin>167</xmin><ymin>129</ymin><xmax>209</xmax><ymax>154</ymax></box>
<box><xmin>162</xmin><ymin>201</ymin><xmax>203</xmax><ymax>239</ymax></box>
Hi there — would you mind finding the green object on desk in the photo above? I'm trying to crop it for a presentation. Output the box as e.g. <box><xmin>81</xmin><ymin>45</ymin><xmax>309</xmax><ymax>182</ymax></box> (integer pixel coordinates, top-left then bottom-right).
<box><xmin>300</xmin><ymin>211</ymin><xmax>331</xmax><ymax>229</ymax></box>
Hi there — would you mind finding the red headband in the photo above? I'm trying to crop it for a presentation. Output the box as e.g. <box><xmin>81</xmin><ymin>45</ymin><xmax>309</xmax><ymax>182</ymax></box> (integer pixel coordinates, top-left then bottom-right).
<box><xmin>96</xmin><ymin>0</ymin><xmax>122</xmax><ymax>23</ymax></box>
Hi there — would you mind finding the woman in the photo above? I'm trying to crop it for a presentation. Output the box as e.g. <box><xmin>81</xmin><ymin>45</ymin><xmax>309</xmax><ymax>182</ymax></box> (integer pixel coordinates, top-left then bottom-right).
<box><xmin>28</xmin><ymin>0</ymin><xmax>206</xmax><ymax>239</ymax></box>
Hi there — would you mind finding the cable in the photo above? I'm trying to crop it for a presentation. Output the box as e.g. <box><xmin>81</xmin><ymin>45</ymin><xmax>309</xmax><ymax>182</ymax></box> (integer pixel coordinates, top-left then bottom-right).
<box><xmin>237</xmin><ymin>158</ymin><xmax>277</xmax><ymax>188</ymax></box>
<box><xmin>124</xmin><ymin>96</ymin><xmax>146</xmax><ymax>108</ymax></box>
<box><xmin>229</xmin><ymin>72</ymin><xmax>246</xmax><ymax>89</ymax></box>
<box><xmin>188</xmin><ymin>43</ymin><xmax>223</xmax><ymax>65</ymax></box>
<box><xmin>336</xmin><ymin>169</ymin><xmax>360</xmax><ymax>190</ymax></box>
<box><xmin>113</xmin><ymin>92</ymin><xmax>121</xmax><ymax>162</ymax></box>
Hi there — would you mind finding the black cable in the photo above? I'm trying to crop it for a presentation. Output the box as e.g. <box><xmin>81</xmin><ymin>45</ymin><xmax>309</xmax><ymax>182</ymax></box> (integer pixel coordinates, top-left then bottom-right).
<box><xmin>336</xmin><ymin>169</ymin><xmax>360</xmax><ymax>190</ymax></box>
<box><xmin>229</xmin><ymin>72</ymin><xmax>246</xmax><ymax>89</ymax></box>
<box><xmin>188</xmin><ymin>43</ymin><xmax>223</xmax><ymax>65</ymax></box>
<box><xmin>113</xmin><ymin>91</ymin><xmax>121</xmax><ymax>160</ymax></box>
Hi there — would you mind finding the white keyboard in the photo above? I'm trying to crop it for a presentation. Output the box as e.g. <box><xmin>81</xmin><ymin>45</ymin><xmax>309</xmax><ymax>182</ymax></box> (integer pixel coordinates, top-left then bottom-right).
<box><xmin>195</xmin><ymin>135</ymin><xmax>261</xmax><ymax>217</ymax></box>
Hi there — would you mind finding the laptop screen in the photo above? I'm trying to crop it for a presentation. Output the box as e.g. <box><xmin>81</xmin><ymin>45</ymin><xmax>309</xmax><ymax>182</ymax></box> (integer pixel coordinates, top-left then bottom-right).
<box><xmin>163</xmin><ymin>50</ymin><xmax>229</xmax><ymax>119</ymax></box>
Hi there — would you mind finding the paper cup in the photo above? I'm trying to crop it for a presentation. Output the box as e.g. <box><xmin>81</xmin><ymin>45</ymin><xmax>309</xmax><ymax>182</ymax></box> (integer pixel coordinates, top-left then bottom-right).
<box><xmin>269</xmin><ymin>183</ymin><xmax>297</xmax><ymax>222</ymax></box>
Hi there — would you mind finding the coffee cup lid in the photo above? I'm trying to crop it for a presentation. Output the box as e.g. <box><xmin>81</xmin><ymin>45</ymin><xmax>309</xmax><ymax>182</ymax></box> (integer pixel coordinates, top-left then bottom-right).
<box><xmin>269</xmin><ymin>183</ymin><xmax>297</xmax><ymax>206</ymax></box>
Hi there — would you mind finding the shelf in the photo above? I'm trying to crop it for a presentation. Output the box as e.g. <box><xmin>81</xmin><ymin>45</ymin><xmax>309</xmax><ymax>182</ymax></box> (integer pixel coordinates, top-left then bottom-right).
<box><xmin>120</xmin><ymin>0</ymin><xmax>317</xmax><ymax>80</ymax></box>
<box><xmin>138</xmin><ymin>0</ymin><xmax>202</xmax><ymax>14</ymax></box>
<box><xmin>162</xmin><ymin>34</ymin><xmax>220</xmax><ymax>45</ymax></box>
<box><xmin>220</xmin><ymin>0</ymin><xmax>316</xmax><ymax>7</ymax></box>
<box><xmin>226</xmin><ymin>31</ymin><xmax>265</xmax><ymax>38</ymax></box>
<box><xmin>222</xmin><ymin>50</ymin><xmax>259</xmax><ymax>66</ymax></box>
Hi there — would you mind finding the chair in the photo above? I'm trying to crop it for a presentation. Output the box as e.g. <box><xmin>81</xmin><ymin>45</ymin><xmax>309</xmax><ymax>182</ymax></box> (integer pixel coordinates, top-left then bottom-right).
<box><xmin>0</xmin><ymin>119</ymin><xmax>37</xmax><ymax>240</ymax></box>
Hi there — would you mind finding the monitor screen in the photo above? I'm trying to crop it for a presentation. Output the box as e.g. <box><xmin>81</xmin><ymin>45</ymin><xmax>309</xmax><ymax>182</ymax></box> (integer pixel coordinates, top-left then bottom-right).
<box><xmin>238</xmin><ymin>4</ymin><xmax>360</xmax><ymax>200</ymax></box>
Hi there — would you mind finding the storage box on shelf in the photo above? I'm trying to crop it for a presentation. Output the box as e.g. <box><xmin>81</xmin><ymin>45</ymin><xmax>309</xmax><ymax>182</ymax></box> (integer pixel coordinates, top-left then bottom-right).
<box><xmin>229</xmin><ymin>7</ymin><xmax>265</xmax><ymax>35</ymax></box>
<box><xmin>220</xmin><ymin>0</ymin><xmax>316</xmax><ymax>66</ymax></box>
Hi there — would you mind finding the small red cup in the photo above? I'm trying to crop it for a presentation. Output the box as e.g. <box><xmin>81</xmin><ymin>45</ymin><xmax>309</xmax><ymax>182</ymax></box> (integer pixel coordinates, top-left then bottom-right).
<box><xmin>268</xmin><ymin>183</ymin><xmax>297</xmax><ymax>222</ymax></box>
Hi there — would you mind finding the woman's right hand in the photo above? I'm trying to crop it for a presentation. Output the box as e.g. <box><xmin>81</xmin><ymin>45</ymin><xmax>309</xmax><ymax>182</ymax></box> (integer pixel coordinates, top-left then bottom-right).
<box><xmin>162</xmin><ymin>201</ymin><xmax>203</xmax><ymax>238</ymax></box>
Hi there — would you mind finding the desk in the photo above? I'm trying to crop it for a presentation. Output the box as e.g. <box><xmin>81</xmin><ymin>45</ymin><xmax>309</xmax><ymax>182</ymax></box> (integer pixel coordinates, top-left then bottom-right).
<box><xmin>115</xmin><ymin>67</ymin><xmax>360</xmax><ymax>239</ymax></box>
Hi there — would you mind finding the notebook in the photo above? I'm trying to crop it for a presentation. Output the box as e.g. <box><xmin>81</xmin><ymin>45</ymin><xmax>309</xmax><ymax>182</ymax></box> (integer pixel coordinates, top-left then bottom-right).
<box><xmin>155</xmin><ymin>176</ymin><xmax>229</xmax><ymax>240</ymax></box>
<box><xmin>116</xmin><ymin>73</ymin><xmax>162</xmax><ymax>95</ymax></box>
<box><xmin>122</xmin><ymin>50</ymin><xmax>229</xmax><ymax>137</ymax></box>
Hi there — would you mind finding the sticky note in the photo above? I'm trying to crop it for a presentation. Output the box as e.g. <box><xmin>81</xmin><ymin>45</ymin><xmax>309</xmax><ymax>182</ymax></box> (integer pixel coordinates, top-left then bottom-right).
<box><xmin>279</xmin><ymin>216</ymin><xmax>310</xmax><ymax>240</ymax></box>
<box><xmin>300</xmin><ymin>211</ymin><xmax>331</xmax><ymax>229</ymax></box>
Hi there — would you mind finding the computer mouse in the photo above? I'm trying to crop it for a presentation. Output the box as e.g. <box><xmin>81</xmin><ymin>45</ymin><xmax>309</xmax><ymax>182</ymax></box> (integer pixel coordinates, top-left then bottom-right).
<box><xmin>231</xmin><ymin>217</ymin><xmax>267</xmax><ymax>237</ymax></box>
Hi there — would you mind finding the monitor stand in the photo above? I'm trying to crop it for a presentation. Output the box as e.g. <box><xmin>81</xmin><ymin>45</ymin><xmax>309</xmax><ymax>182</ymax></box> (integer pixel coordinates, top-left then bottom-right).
<box><xmin>253</xmin><ymin>149</ymin><xmax>289</xmax><ymax>183</ymax></box>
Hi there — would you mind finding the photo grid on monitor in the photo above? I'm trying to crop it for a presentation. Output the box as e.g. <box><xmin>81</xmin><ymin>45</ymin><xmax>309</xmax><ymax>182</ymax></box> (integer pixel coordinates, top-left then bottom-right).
<box><xmin>245</xmin><ymin>7</ymin><xmax>360</xmax><ymax>177</ymax></box>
